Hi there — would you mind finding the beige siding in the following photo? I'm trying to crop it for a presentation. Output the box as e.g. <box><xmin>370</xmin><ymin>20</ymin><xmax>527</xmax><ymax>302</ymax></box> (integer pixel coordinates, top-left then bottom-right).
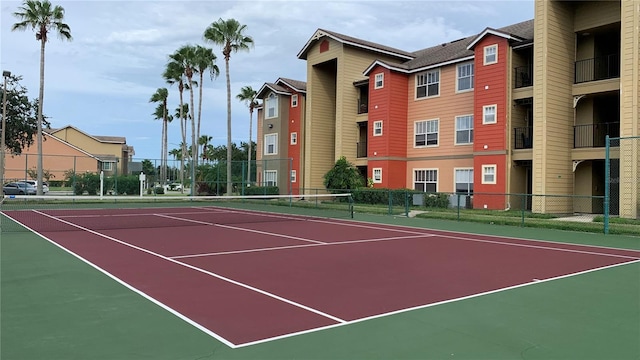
<box><xmin>619</xmin><ymin>0</ymin><xmax>640</xmax><ymax>218</ymax></box>
<box><xmin>405</xmin><ymin>158</ymin><xmax>474</xmax><ymax>192</ymax></box>
<box><xmin>574</xmin><ymin>1</ymin><xmax>621</xmax><ymax>32</ymax></box>
<box><xmin>533</xmin><ymin>0</ymin><xmax>575</xmax><ymax>214</ymax></box>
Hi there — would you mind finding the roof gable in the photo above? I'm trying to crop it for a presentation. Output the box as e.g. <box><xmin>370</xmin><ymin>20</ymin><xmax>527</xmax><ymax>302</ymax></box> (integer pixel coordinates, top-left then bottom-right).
<box><xmin>297</xmin><ymin>28</ymin><xmax>415</xmax><ymax>61</ymax></box>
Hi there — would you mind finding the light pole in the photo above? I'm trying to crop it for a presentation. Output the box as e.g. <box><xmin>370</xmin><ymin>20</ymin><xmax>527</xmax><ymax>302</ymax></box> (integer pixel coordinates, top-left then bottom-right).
<box><xmin>1</xmin><ymin>70</ymin><xmax>11</xmax><ymax>195</ymax></box>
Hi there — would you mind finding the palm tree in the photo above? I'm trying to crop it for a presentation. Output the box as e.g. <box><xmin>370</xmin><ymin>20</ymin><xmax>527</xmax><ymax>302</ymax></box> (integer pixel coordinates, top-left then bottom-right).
<box><xmin>198</xmin><ymin>135</ymin><xmax>212</xmax><ymax>162</ymax></box>
<box><xmin>236</xmin><ymin>86</ymin><xmax>258</xmax><ymax>185</ymax></box>
<box><xmin>164</xmin><ymin>61</ymin><xmax>187</xmax><ymax>192</ymax></box>
<box><xmin>174</xmin><ymin>104</ymin><xmax>190</xmax><ymax>192</ymax></box>
<box><xmin>12</xmin><ymin>0</ymin><xmax>72</xmax><ymax>195</ymax></box>
<box><xmin>193</xmin><ymin>45</ymin><xmax>219</xmax><ymax>163</ymax></box>
<box><xmin>204</xmin><ymin>18</ymin><xmax>254</xmax><ymax>195</ymax></box>
<box><xmin>150</xmin><ymin>88</ymin><xmax>169</xmax><ymax>183</ymax></box>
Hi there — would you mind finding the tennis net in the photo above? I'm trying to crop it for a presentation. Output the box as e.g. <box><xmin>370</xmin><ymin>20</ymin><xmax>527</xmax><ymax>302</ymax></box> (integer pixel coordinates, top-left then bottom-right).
<box><xmin>0</xmin><ymin>193</ymin><xmax>354</xmax><ymax>233</ymax></box>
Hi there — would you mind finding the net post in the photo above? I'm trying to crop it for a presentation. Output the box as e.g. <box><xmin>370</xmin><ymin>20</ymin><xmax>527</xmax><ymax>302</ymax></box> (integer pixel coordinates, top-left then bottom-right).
<box><xmin>604</xmin><ymin>135</ymin><xmax>610</xmax><ymax>234</ymax></box>
<box><xmin>349</xmin><ymin>194</ymin><xmax>354</xmax><ymax>219</ymax></box>
<box><xmin>405</xmin><ymin>190</ymin><xmax>409</xmax><ymax>217</ymax></box>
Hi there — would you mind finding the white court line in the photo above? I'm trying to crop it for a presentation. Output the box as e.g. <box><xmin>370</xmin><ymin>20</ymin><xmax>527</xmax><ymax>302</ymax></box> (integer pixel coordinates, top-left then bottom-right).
<box><xmin>33</xmin><ymin>210</ymin><xmax>347</xmax><ymax>323</ymax></box>
<box><xmin>170</xmin><ymin>234</ymin><xmax>435</xmax><ymax>259</ymax></box>
<box><xmin>154</xmin><ymin>213</ymin><xmax>327</xmax><ymax>245</ymax></box>
<box><xmin>234</xmin><ymin>259</ymin><xmax>640</xmax><ymax>348</ymax></box>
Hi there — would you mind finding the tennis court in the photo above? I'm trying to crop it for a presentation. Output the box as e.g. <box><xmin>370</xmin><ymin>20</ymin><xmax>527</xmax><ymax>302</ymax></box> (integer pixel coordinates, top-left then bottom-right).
<box><xmin>2</xmin><ymin>195</ymin><xmax>639</xmax><ymax>359</ymax></box>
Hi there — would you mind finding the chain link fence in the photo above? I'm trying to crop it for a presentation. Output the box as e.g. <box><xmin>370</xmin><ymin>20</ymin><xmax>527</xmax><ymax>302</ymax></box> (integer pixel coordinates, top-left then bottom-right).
<box><xmin>605</xmin><ymin>135</ymin><xmax>640</xmax><ymax>234</ymax></box>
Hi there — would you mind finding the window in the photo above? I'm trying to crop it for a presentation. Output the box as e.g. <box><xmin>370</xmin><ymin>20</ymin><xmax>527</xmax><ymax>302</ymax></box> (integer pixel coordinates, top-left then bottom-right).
<box><xmin>374</xmin><ymin>73</ymin><xmax>384</xmax><ymax>89</ymax></box>
<box><xmin>483</xmin><ymin>105</ymin><xmax>497</xmax><ymax>124</ymax></box>
<box><xmin>457</xmin><ymin>62</ymin><xmax>474</xmax><ymax>91</ymax></box>
<box><xmin>266</xmin><ymin>93</ymin><xmax>278</xmax><ymax>118</ymax></box>
<box><xmin>414</xmin><ymin>169</ymin><xmax>437</xmax><ymax>192</ymax></box>
<box><xmin>455</xmin><ymin>115</ymin><xmax>474</xmax><ymax>144</ymax></box>
<box><xmin>290</xmin><ymin>132</ymin><xmax>297</xmax><ymax>145</ymax></box>
<box><xmin>101</xmin><ymin>161</ymin><xmax>114</xmax><ymax>171</ymax></box>
<box><xmin>482</xmin><ymin>165</ymin><xmax>496</xmax><ymax>184</ymax></box>
<box><xmin>484</xmin><ymin>45</ymin><xmax>497</xmax><ymax>65</ymax></box>
<box><xmin>373</xmin><ymin>168</ymin><xmax>382</xmax><ymax>183</ymax></box>
<box><xmin>373</xmin><ymin>121</ymin><xmax>383</xmax><ymax>136</ymax></box>
<box><xmin>290</xmin><ymin>170</ymin><xmax>297</xmax><ymax>183</ymax></box>
<box><xmin>455</xmin><ymin>169</ymin><xmax>474</xmax><ymax>194</ymax></box>
<box><xmin>291</xmin><ymin>94</ymin><xmax>298</xmax><ymax>107</ymax></box>
<box><xmin>415</xmin><ymin>119</ymin><xmax>439</xmax><ymax>147</ymax></box>
<box><xmin>264</xmin><ymin>133</ymin><xmax>278</xmax><ymax>155</ymax></box>
<box><xmin>264</xmin><ymin>170</ymin><xmax>277</xmax><ymax>186</ymax></box>
<box><xmin>416</xmin><ymin>69</ymin><xmax>440</xmax><ymax>98</ymax></box>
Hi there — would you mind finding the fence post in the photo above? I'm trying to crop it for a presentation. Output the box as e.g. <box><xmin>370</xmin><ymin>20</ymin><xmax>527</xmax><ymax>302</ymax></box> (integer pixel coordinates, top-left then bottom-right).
<box><xmin>241</xmin><ymin>162</ymin><xmax>245</xmax><ymax>196</ymax></box>
<box><xmin>388</xmin><ymin>189</ymin><xmax>392</xmax><ymax>215</ymax></box>
<box><xmin>457</xmin><ymin>193</ymin><xmax>461</xmax><ymax>221</ymax></box>
<box><xmin>521</xmin><ymin>194</ymin><xmax>526</xmax><ymax>227</ymax></box>
<box><xmin>405</xmin><ymin>190</ymin><xmax>409</xmax><ymax>217</ymax></box>
<box><xmin>604</xmin><ymin>135</ymin><xmax>610</xmax><ymax>234</ymax></box>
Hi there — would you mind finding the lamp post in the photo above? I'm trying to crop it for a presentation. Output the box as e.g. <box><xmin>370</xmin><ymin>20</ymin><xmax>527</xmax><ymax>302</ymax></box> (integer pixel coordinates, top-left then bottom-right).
<box><xmin>1</xmin><ymin>70</ymin><xmax>11</xmax><ymax>195</ymax></box>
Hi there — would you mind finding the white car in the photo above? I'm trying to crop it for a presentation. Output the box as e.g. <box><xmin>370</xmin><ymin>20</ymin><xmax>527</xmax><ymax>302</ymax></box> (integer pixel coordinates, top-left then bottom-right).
<box><xmin>18</xmin><ymin>180</ymin><xmax>49</xmax><ymax>193</ymax></box>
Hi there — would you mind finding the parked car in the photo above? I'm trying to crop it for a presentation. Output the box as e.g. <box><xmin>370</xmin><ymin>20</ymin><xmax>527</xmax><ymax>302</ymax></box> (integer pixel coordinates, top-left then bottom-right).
<box><xmin>3</xmin><ymin>182</ymin><xmax>37</xmax><ymax>195</ymax></box>
<box><xmin>167</xmin><ymin>182</ymin><xmax>183</xmax><ymax>191</ymax></box>
<box><xmin>17</xmin><ymin>180</ymin><xmax>49</xmax><ymax>193</ymax></box>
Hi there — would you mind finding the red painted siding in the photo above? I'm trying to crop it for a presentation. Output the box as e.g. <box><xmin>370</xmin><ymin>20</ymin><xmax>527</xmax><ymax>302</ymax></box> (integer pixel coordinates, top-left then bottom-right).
<box><xmin>473</xmin><ymin>154</ymin><xmax>507</xmax><ymax>209</ymax></box>
<box><xmin>473</xmin><ymin>35</ymin><xmax>509</xmax><ymax>199</ymax></box>
<box><xmin>288</xmin><ymin>93</ymin><xmax>303</xmax><ymax>195</ymax></box>
<box><xmin>368</xmin><ymin>66</ymin><xmax>409</xmax><ymax>188</ymax></box>
<box><xmin>473</xmin><ymin>36</ymin><xmax>508</xmax><ymax>153</ymax></box>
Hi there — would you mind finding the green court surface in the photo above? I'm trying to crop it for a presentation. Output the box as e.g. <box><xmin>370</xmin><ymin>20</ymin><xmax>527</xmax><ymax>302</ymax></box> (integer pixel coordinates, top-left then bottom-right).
<box><xmin>2</xmin><ymin>212</ymin><xmax>639</xmax><ymax>360</ymax></box>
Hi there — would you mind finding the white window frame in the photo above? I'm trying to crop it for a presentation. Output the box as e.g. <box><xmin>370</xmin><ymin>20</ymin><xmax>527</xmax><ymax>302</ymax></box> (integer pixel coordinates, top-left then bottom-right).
<box><xmin>414</xmin><ymin>119</ymin><xmax>439</xmax><ymax>147</ymax></box>
<box><xmin>264</xmin><ymin>170</ymin><xmax>277</xmax><ymax>186</ymax></box>
<box><xmin>266</xmin><ymin>93</ymin><xmax>278</xmax><ymax>119</ymax></box>
<box><xmin>291</xmin><ymin>94</ymin><xmax>298</xmax><ymax>108</ymax></box>
<box><xmin>102</xmin><ymin>161</ymin><xmax>114</xmax><ymax>171</ymax></box>
<box><xmin>290</xmin><ymin>132</ymin><xmax>297</xmax><ymax>145</ymax></box>
<box><xmin>416</xmin><ymin>69</ymin><xmax>440</xmax><ymax>98</ymax></box>
<box><xmin>484</xmin><ymin>44</ymin><xmax>498</xmax><ymax>65</ymax></box>
<box><xmin>483</xmin><ymin>105</ymin><xmax>497</xmax><ymax>124</ymax></box>
<box><xmin>454</xmin><ymin>168</ymin><xmax>474</xmax><ymax>194</ymax></box>
<box><xmin>482</xmin><ymin>165</ymin><xmax>497</xmax><ymax>184</ymax></box>
<box><xmin>456</xmin><ymin>62</ymin><xmax>474</xmax><ymax>92</ymax></box>
<box><xmin>264</xmin><ymin>133</ymin><xmax>278</xmax><ymax>155</ymax></box>
<box><xmin>374</xmin><ymin>73</ymin><xmax>384</xmax><ymax>89</ymax></box>
<box><xmin>455</xmin><ymin>115</ymin><xmax>474</xmax><ymax>145</ymax></box>
<box><xmin>373</xmin><ymin>121</ymin><xmax>383</xmax><ymax>136</ymax></box>
<box><xmin>290</xmin><ymin>170</ymin><xmax>297</xmax><ymax>183</ymax></box>
<box><xmin>372</xmin><ymin>168</ymin><xmax>382</xmax><ymax>183</ymax></box>
<box><xmin>413</xmin><ymin>169</ymin><xmax>438</xmax><ymax>192</ymax></box>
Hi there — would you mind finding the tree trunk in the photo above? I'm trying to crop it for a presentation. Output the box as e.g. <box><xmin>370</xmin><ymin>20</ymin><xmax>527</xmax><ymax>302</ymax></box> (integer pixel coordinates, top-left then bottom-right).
<box><xmin>197</xmin><ymin>72</ymin><xmax>204</xmax><ymax>161</ymax></box>
<box><xmin>188</xmin><ymin>76</ymin><xmax>196</xmax><ymax>195</ymax></box>
<box><xmin>247</xmin><ymin>108</ymin><xmax>253</xmax><ymax>185</ymax></box>
<box><xmin>225</xmin><ymin>57</ymin><xmax>232</xmax><ymax>196</ymax></box>
<box><xmin>36</xmin><ymin>39</ymin><xmax>46</xmax><ymax>195</ymax></box>
<box><xmin>179</xmin><ymin>89</ymin><xmax>185</xmax><ymax>194</ymax></box>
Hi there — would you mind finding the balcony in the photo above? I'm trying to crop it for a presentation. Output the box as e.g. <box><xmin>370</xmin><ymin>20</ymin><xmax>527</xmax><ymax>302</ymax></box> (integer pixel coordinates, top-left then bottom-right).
<box><xmin>357</xmin><ymin>100</ymin><xmax>368</xmax><ymax>114</ymax></box>
<box><xmin>514</xmin><ymin>66</ymin><xmax>533</xmax><ymax>88</ymax></box>
<box><xmin>574</xmin><ymin>54</ymin><xmax>620</xmax><ymax>84</ymax></box>
<box><xmin>357</xmin><ymin>141</ymin><xmax>367</xmax><ymax>158</ymax></box>
<box><xmin>513</xmin><ymin>127</ymin><xmax>533</xmax><ymax>149</ymax></box>
<box><xmin>573</xmin><ymin>122</ymin><xmax>620</xmax><ymax>148</ymax></box>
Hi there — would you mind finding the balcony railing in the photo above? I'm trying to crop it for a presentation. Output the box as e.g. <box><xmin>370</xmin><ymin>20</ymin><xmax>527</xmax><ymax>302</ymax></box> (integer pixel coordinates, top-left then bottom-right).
<box><xmin>513</xmin><ymin>127</ymin><xmax>533</xmax><ymax>149</ymax></box>
<box><xmin>514</xmin><ymin>66</ymin><xmax>533</xmax><ymax>88</ymax></box>
<box><xmin>357</xmin><ymin>100</ymin><xmax>368</xmax><ymax>114</ymax></box>
<box><xmin>357</xmin><ymin>141</ymin><xmax>367</xmax><ymax>158</ymax></box>
<box><xmin>573</xmin><ymin>122</ymin><xmax>620</xmax><ymax>148</ymax></box>
<box><xmin>574</xmin><ymin>54</ymin><xmax>620</xmax><ymax>84</ymax></box>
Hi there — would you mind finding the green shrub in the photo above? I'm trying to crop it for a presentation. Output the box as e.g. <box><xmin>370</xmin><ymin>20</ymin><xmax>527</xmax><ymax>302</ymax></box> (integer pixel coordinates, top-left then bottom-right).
<box><xmin>244</xmin><ymin>186</ymin><xmax>279</xmax><ymax>195</ymax></box>
<box><xmin>424</xmin><ymin>193</ymin><xmax>450</xmax><ymax>208</ymax></box>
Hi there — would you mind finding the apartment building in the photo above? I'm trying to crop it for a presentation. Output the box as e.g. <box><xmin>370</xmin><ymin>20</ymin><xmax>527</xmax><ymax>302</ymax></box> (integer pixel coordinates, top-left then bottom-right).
<box><xmin>256</xmin><ymin>0</ymin><xmax>639</xmax><ymax>219</ymax></box>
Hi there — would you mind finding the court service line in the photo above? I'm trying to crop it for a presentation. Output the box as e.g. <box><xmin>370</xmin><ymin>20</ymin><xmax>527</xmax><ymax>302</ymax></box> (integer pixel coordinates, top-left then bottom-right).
<box><xmin>170</xmin><ymin>233</ymin><xmax>435</xmax><ymax>259</ymax></box>
<box><xmin>33</xmin><ymin>210</ymin><xmax>348</xmax><ymax>326</ymax></box>
<box><xmin>154</xmin><ymin>213</ymin><xmax>327</xmax><ymax>245</ymax></box>
<box><xmin>436</xmin><ymin>234</ymin><xmax>640</xmax><ymax>260</ymax></box>
<box><xmin>234</xmin><ymin>258</ymin><xmax>640</xmax><ymax>348</ymax></box>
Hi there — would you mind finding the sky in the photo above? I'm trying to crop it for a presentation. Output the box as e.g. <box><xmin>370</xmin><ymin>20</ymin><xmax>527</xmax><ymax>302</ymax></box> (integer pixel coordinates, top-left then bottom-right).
<box><xmin>1</xmin><ymin>0</ymin><xmax>534</xmax><ymax>161</ymax></box>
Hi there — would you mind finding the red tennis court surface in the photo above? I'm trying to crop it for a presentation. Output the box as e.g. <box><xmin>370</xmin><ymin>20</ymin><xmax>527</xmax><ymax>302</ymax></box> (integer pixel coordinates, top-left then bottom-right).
<box><xmin>6</xmin><ymin>206</ymin><xmax>640</xmax><ymax>347</ymax></box>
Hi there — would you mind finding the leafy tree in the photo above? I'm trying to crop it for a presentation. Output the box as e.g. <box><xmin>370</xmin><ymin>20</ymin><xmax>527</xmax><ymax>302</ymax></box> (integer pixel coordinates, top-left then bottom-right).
<box><xmin>204</xmin><ymin>18</ymin><xmax>254</xmax><ymax>195</ymax></box>
<box><xmin>236</xmin><ymin>85</ymin><xmax>258</xmax><ymax>185</ymax></box>
<box><xmin>26</xmin><ymin>166</ymin><xmax>55</xmax><ymax>181</ymax></box>
<box><xmin>323</xmin><ymin>156</ymin><xmax>364</xmax><ymax>191</ymax></box>
<box><xmin>12</xmin><ymin>0</ymin><xmax>72</xmax><ymax>195</ymax></box>
<box><xmin>141</xmin><ymin>159</ymin><xmax>156</xmax><ymax>176</ymax></box>
<box><xmin>0</xmin><ymin>75</ymin><xmax>46</xmax><ymax>154</ymax></box>
<box><xmin>149</xmin><ymin>87</ymin><xmax>170</xmax><ymax>183</ymax></box>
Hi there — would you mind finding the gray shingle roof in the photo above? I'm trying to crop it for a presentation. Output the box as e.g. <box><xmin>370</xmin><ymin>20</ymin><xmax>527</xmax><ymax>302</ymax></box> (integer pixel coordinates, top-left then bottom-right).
<box><xmin>278</xmin><ymin>78</ymin><xmax>307</xmax><ymax>92</ymax></box>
